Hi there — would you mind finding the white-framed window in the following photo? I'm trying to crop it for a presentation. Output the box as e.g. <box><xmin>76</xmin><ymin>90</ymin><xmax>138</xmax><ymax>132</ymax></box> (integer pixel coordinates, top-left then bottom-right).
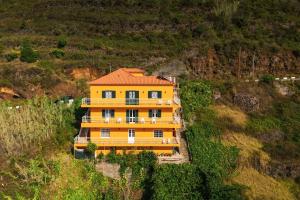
<box><xmin>101</xmin><ymin>129</ymin><xmax>110</xmax><ymax>138</ymax></box>
<box><xmin>151</xmin><ymin>91</ymin><xmax>158</xmax><ymax>99</ymax></box>
<box><xmin>102</xmin><ymin>109</ymin><xmax>114</xmax><ymax>118</ymax></box>
<box><xmin>154</xmin><ymin>130</ymin><xmax>163</xmax><ymax>138</ymax></box>
<box><xmin>148</xmin><ymin>91</ymin><xmax>162</xmax><ymax>99</ymax></box>
<box><xmin>102</xmin><ymin>90</ymin><xmax>115</xmax><ymax>98</ymax></box>
<box><xmin>105</xmin><ymin>91</ymin><xmax>112</xmax><ymax>98</ymax></box>
<box><xmin>149</xmin><ymin>109</ymin><xmax>161</xmax><ymax>118</ymax></box>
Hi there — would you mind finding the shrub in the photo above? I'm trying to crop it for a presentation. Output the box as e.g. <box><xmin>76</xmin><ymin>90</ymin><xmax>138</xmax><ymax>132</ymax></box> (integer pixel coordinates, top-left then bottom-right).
<box><xmin>260</xmin><ymin>74</ymin><xmax>275</xmax><ymax>84</ymax></box>
<box><xmin>20</xmin><ymin>40</ymin><xmax>38</xmax><ymax>63</ymax></box>
<box><xmin>57</xmin><ymin>36</ymin><xmax>67</xmax><ymax>48</ymax></box>
<box><xmin>137</xmin><ymin>151</ymin><xmax>157</xmax><ymax>169</ymax></box>
<box><xmin>93</xmin><ymin>39</ymin><xmax>102</xmax><ymax>49</ymax></box>
<box><xmin>106</xmin><ymin>148</ymin><xmax>121</xmax><ymax>163</ymax></box>
<box><xmin>50</xmin><ymin>49</ymin><xmax>65</xmax><ymax>58</ymax></box>
<box><xmin>86</xmin><ymin>142</ymin><xmax>97</xmax><ymax>157</ymax></box>
<box><xmin>192</xmin><ymin>24</ymin><xmax>208</xmax><ymax>37</ymax></box>
<box><xmin>180</xmin><ymin>80</ymin><xmax>212</xmax><ymax>120</ymax></box>
<box><xmin>152</xmin><ymin>164</ymin><xmax>207</xmax><ymax>200</ymax></box>
<box><xmin>4</xmin><ymin>53</ymin><xmax>18</xmax><ymax>62</ymax></box>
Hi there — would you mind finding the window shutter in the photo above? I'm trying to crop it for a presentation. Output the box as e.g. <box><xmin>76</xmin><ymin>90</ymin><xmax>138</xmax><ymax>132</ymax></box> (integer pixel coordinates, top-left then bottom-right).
<box><xmin>102</xmin><ymin>110</ymin><xmax>105</xmax><ymax>117</ymax></box>
<box><xmin>135</xmin><ymin>91</ymin><xmax>139</xmax><ymax>98</ymax></box>
<box><xmin>102</xmin><ymin>91</ymin><xmax>105</xmax><ymax>98</ymax></box>
<box><xmin>126</xmin><ymin>91</ymin><xmax>129</xmax><ymax>99</ymax></box>
<box><xmin>112</xmin><ymin>91</ymin><xmax>116</xmax><ymax>98</ymax></box>
<box><xmin>158</xmin><ymin>91</ymin><xmax>162</xmax><ymax>98</ymax></box>
<box><xmin>149</xmin><ymin>110</ymin><xmax>152</xmax><ymax>117</ymax></box>
<box><xmin>148</xmin><ymin>91</ymin><xmax>152</xmax><ymax>98</ymax></box>
<box><xmin>110</xmin><ymin>110</ymin><xmax>115</xmax><ymax>118</ymax></box>
<box><xmin>135</xmin><ymin>110</ymin><xmax>138</xmax><ymax>122</ymax></box>
<box><xmin>126</xmin><ymin>110</ymin><xmax>129</xmax><ymax>123</ymax></box>
<box><xmin>157</xmin><ymin>110</ymin><xmax>161</xmax><ymax>117</ymax></box>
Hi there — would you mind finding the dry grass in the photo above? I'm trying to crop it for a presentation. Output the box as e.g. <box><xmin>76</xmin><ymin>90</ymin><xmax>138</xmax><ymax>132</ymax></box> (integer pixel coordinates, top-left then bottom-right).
<box><xmin>222</xmin><ymin>131</ymin><xmax>270</xmax><ymax>167</ymax></box>
<box><xmin>216</xmin><ymin>104</ymin><xmax>296</xmax><ymax>199</ymax></box>
<box><xmin>213</xmin><ymin>104</ymin><xmax>248</xmax><ymax>127</ymax></box>
<box><xmin>233</xmin><ymin>167</ymin><xmax>295</xmax><ymax>200</ymax></box>
<box><xmin>0</xmin><ymin>98</ymin><xmax>64</xmax><ymax>156</ymax></box>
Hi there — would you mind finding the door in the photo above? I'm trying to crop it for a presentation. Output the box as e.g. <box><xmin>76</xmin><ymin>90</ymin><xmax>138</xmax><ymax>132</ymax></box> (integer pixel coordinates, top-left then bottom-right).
<box><xmin>126</xmin><ymin>109</ymin><xmax>138</xmax><ymax>123</ymax></box>
<box><xmin>128</xmin><ymin>129</ymin><xmax>135</xmax><ymax>144</ymax></box>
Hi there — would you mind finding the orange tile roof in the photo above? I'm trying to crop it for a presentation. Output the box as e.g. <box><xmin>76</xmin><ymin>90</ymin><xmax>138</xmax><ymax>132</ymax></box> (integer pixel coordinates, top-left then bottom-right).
<box><xmin>89</xmin><ymin>68</ymin><xmax>174</xmax><ymax>86</ymax></box>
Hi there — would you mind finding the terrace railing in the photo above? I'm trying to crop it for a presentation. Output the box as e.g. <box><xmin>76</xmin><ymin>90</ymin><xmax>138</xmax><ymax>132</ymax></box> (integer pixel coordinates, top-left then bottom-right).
<box><xmin>81</xmin><ymin>116</ymin><xmax>181</xmax><ymax>125</ymax></box>
<box><xmin>74</xmin><ymin>136</ymin><xmax>180</xmax><ymax>145</ymax></box>
<box><xmin>81</xmin><ymin>97</ymin><xmax>180</xmax><ymax>106</ymax></box>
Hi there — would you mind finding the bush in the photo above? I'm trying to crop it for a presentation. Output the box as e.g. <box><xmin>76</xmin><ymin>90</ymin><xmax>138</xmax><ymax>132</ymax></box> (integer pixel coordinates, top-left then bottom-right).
<box><xmin>192</xmin><ymin>24</ymin><xmax>208</xmax><ymax>37</ymax></box>
<box><xmin>137</xmin><ymin>151</ymin><xmax>157</xmax><ymax>169</ymax></box>
<box><xmin>20</xmin><ymin>40</ymin><xmax>38</xmax><ymax>63</ymax></box>
<box><xmin>180</xmin><ymin>80</ymin><xmax>212</xmax><ymax>120</ymax></box>
<box><xmin>57</xmin><ymin>36</ymin><xmax>67</xmax><ymax>48</ymax></box>
<box><xmin>4</xmin><ymin>53</ymin><xmax>18</xmax><ymax>62</ymax></box>
<box><xmin>86</xmin><ymin>142</ymin><xmax>97</xmax><ymax>157</ymax></box>
<box><xmin>50</xmin><ymin>49</ymin><xmax>65</xmax><ymax>58</ymax></box>
<box><xmin>152</xmin><ymin>164</ymin><xmax>207</xmax><ymax>200</ymax></box>
<box><xmin>260</xmin><ymin>74</ymin><xmax>275</xmax><ymax>84</ymax></box>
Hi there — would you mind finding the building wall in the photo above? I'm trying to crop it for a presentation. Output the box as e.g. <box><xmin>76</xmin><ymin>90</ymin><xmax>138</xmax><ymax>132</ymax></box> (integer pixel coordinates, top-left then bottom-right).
<box><xmin>95</xmin><ymin>147</ymin><xmax>174</xmax><ymax>156</ymax></box>
<box><xmin>78</xmin><ymin>84</ymin><xmax>179</xmax><ymax>155</ymax></box>
<box><xmin>90</xmin><ymin>128</ymin><xmax>174</xmax><ymax>139</ymax></box>
<box><xmin>90</xmin><ymin>85</ymin><xmax>174</xmax><ymax>100</ymax></box>
<box><xmin>90</xmin><ymin>107</ymin><xmax>174</xmax><ymax>119</ymax></box>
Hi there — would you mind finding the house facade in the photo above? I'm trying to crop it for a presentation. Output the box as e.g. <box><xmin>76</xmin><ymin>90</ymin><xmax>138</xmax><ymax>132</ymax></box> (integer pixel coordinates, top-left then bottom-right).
<box><xmin>74</xmin><ymin>68</ymin><xmax>182</xmax><ymax>156</ymax></box>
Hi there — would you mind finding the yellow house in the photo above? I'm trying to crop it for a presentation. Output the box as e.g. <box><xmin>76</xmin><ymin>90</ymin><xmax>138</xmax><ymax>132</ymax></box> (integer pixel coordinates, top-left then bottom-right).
<box><xmin>74</xmin><ymin>68</ymin><xmax>182</xmax><ymax>156</ymax></box>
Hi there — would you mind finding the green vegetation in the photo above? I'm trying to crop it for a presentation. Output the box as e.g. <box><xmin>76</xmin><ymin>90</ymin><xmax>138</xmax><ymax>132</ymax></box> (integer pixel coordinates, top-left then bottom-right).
<box><xmin>50</xmin><ymin>49</ymin><xmax>65</xmax><ymax>58</ymax></box>
<box><xmin>20</xmin><ymin>40</ymin><xmax>38</xmax><ymax>63</ymax></box>
<box><xmin>150</xmin><ymin>80</ymin><xmax>244</xmax><ymax>199</ymax></box>
<box><xmin>260</xmin><ymin>74</ymin><xmax>275</xmax><ymax>84</ymax></box>
<box><xmin>152</xmin><ymin>164</ymin><xmax>207</xmax><ymax>200</ymax></box>
<box><xmin>86</xmin><ymin>142</ymin><xmax>97</xmax><ymax>158</ymax></box>
<box><xmin>0</xmin><ymin>97</ymin><xmax>74</xmax><ymax>156</ymax></box>
<box><xmin>0</xmin><ymin>0</ymin><xmax>299</xmax><ymax>199</ymax></box>
<box><xmin>180</xmin><ymin>80</ymin><xmax>212</xmax><ymax>120</ymax></box>
<box><xmin>57</xmin><ymin>36</ymin><xmax>67</xmax><ymax>49</ymax></box>
<box><xmin>4</xmin><ymin>52</ymin><xmax>18</xmax><ymax>62</ymax></box>
<box><xmin>0</xmin><ymin>0</ymin><xmax>299</xmax><ymax>82</ymax></box>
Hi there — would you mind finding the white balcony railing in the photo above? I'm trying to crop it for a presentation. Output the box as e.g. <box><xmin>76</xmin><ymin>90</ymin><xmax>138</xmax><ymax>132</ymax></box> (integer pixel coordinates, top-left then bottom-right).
<box><xmin>81</xmin><ymin>116</ymin><xmax>181</xmax><ymax>125</ymax></box>
<box><xmin>74</xmin><ymin>136</ymin><xmax>180</xmax><ymax>145</ymax></box>
<box><xmin>81</xmin><ymin>98</ymin><xmax>180</xmax><ymax>106</ymax></box>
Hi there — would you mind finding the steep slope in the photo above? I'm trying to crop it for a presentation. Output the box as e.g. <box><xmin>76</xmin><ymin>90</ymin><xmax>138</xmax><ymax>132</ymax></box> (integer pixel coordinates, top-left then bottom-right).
<box><xmin>0</xmin><ymin>0</ymin><xmax>300</xmax><ymax>98</ymax></box>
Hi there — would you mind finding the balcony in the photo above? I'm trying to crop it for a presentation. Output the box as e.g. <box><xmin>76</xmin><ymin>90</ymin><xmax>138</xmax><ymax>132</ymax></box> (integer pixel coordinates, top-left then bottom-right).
<box><xmin>74</xmin><ymin>136</ymin><xmax>180</xmax><ymax>147</ymax></box>
<box><xmin>81</xmin><ymin>116</ymin><xmax>181</xmax><ymax>128</ymax></box>
<box><xmin>81</xmin><ymin>97</ymin><xmax>181</xmax><ymax>108</ymax></box>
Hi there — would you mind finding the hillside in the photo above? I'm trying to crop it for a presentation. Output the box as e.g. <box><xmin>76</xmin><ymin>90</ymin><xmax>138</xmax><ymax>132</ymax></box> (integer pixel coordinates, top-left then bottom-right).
<box><xmin>0</xmin><ymin>1</ymin><xmax>300</xmax><ymax>199</ymax></box>
<box><xmin>0</xmin><ymin>0</ymin><xmax>300</xmax><ymax>97</ymax></box>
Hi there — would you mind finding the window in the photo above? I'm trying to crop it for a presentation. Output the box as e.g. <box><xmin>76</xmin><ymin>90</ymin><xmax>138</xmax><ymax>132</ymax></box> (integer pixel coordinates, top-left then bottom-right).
<box><xmin>102</xmin><ymin>109</ymin><xmax>115</xmax><ymax>118</ymax></box>
<box><xmin>102</xmin><ymin>90</ymin><xmax>116</xmax><ymax>98</ymax></box>
<box><xmin>148</xmin><ymin>91</ymin><xmax>162</xmax><ymax>99</ymax></box>
<box><xmin>126</xmin><ymin>91</ymin><xmax>139</xmax><ymax>105</ymax></box>
<box><xmin>101</xmin><ymin>129</ymin><xmax>110</xmax><ymax>138</ymax></box>
<box><xmin>149</xmin><ymin>109</ymin><xmax>161</xmax><ymax>118</ymax></box>
<box><xmin>154</xmin><ymin>130</ymin><xmax>163</xmax><ymax>138</ymax></box>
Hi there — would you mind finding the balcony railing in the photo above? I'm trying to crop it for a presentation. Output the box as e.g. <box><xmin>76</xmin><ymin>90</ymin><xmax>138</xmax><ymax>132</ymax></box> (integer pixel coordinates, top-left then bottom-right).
<box><xmin>81</xmin><ymin>98</ymin><xmax>181</xmax><ymax>106</ymax></box>
<box><xmin>74</xmin><ymin>136</ymin><xmax>180</xmax><ymax>145</ymax></box>
<box><xmin>82</xmin><ymin>116</ymin><xmax>181</xmax><ymax>125</ymax></box>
